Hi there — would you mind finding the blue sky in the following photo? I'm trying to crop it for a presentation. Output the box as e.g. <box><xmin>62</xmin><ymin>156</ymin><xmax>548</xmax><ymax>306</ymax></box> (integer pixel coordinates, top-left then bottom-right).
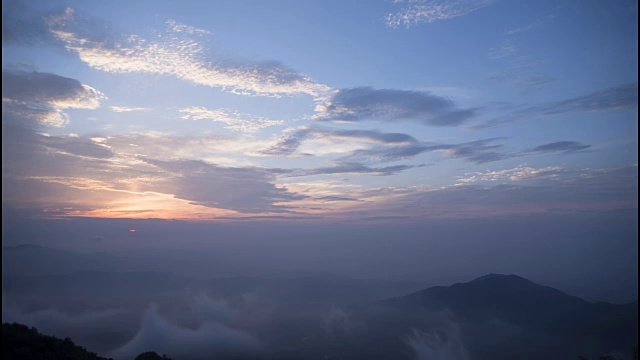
<box><xmin>2</xmin><ymin>0</ymin><xmax>637</xmax><ymax>221</ymax></box>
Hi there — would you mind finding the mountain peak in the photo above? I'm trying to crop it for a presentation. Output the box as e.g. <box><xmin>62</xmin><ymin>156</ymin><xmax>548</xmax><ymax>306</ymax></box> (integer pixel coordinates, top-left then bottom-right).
<box><xmin>471</xmin><ymin>273</ymin><xmax>531</xmax><ymax>284</ymax></box>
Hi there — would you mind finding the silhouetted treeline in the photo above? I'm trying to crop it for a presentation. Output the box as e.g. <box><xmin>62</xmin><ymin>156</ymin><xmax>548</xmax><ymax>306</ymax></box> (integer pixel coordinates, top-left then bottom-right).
<box><xmin>2</xmin><ymin>323</ymin><xmax>173</xmax><ymax>360</ymax></box>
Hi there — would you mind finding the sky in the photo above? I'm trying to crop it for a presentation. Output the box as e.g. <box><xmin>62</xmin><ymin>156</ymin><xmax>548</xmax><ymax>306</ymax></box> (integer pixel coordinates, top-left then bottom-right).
<box><xmin>1</xmin><ymin>0</ymin><xmax>638</xmax><ymax>302</ymax></box>
<box><xmin>2</xmin><ymin>0</ymin><xmax>638</xmax><ymax>221</ymax></box>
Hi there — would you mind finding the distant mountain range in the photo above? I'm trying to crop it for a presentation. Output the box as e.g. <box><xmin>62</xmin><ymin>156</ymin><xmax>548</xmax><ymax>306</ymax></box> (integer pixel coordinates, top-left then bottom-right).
<box><xmin>2</xmin><ymin>244</ymin><xmax>124</xmax><ymax>276</ymax></box>
<box><xmin>2</xmin><ymin>244</ymin><xmax>637</xmax><ymax>360</ymax></box>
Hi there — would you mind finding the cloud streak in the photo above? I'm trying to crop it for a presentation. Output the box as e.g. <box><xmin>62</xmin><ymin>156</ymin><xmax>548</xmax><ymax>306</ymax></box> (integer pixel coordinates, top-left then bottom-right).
<box><xmin>342</xmin><ymin>138</ymin><xmax>509</xmax><ymax>164</ymax></box>
<box><xmin>284</xmin><ymin>162</ymin><xmax>418</xmax><ymax>177</ymax></box>
<box><xmin>110</xmin><ymin>106</ymin><xmax>149</xmax><ymax>113</ymax></box>
<box><xmin>530</xmin><ymin>141</ymin><xmax>591</xmax><ymax>154</ymax></box>
<box><xmin>258</xmin><ymin>127</ymin><xmax>418</xmax><ymax>157</ymax></box>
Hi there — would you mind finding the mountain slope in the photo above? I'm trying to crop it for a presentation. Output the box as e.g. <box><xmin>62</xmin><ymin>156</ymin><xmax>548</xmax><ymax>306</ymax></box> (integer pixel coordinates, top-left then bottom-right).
<box><xmin>376</xmin><ymin>274</ymin><xmax>638</xmax><ymax>360</ymax></box>
<box><xmin>3</xmin><ymin>322</ymin><xmax>111</xmax><ymax>360</ymax></box>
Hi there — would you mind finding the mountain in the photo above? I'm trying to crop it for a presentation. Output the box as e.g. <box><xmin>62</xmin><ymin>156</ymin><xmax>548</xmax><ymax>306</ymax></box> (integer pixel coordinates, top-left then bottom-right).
<box><xmin>375</xmin><ymin>274</ymin><xmax>638</xmax><ymax>360</ymax></box>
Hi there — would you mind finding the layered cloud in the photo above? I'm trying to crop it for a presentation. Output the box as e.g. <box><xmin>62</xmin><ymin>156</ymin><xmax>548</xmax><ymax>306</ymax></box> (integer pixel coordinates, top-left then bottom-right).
<box><xmin>330</xmin><ymin>164</ymin><xmax>639</xmax><ymax>220</ymax></box>
<box><xmin>386</xmin><ymin>0</ymin><xmax>495</xmax><ymax>28</ymax></box>
<box><xmin>2</xmin><ymin>113</ymin><xmax>304</xmax><ymax>216</ymax></box>
<box><xmin>46</xmin><ymin>9</ymin><xmax>331</xmax><ymax>98</ymax></box>
<box><xmin>260</xmin><ymin>125</ymin><xmax>592</xmax><ymax>165</ymax></box>
<box><xmin>314</xmin><ymin>87</ymin><xmax>477</xmax><ymax>126</ymax></box>
<box><xmin>2</xmin><ymin>70</ymin><xmax>105</xmax><ymax>127</ymax></box>
<box><xmin>179</xmin><ymin>106</ymin><xmax>284</xmax><ymax>132</ymax></box>
<box><xmin>284</xmin><ymin>162</ymin><xmax>418</xmax><ymax>177</ymax></box>
<box><xmin>141</xmin><ymin>159</ymin><xmax>305</xmax><ymax>213</ymax></box>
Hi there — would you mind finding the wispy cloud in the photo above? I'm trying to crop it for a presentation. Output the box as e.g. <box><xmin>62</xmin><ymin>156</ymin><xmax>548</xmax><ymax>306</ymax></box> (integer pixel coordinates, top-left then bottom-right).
<box><xmin>314</xmin><ymin>87</ymin><xmax>477</xmax><ymax>126</ymax></box>
<box><xmin>164</xmin><ymin>19</ymin><xmax>211</xmax><ymax>36</ymax></box>
<box><xmin>386</xmin><ymin>0</ymin><xmax>495</xmax><ymax>28</ymax></box>
<box><xmin>46</xmin><ymin>9</ymin><xmax>331</xmax><ymax>98</ymax></box>
<box><xmin>472</xmin><ymin>83</ymin><xmax>638</xmax><ymax>129</ymax></box>
<box><xmin>110</xmin><ymin>106</ymin><xmax>149</xmax><ymax>113</ymax></box>
<box><xmin>488</xmin><ymin>39</ymin><xmax>516</xmax><ymax>60</ymax></box>
<box><xmin>179</xmin><ymin>106</ymin><xmax>284</xmax><ymax>133</ymax></box>
<box><xmin>2</xmin><ymin>70</ymin><xmax>105</xmax><ymax>127</ymax></box>
<box><xmin>538</xmin><ymin>83</ymin><xmax>638</xmax><ymax>115</ymax></box>
<box><xmin>505</xmin><ymin>14</ymin><xmax>554</xmax><ymax>35</ymax></box>
<box><xmin>258</xmin><ymin>127</ymin><xmax>418</xmax><ymax>157</ymax></box>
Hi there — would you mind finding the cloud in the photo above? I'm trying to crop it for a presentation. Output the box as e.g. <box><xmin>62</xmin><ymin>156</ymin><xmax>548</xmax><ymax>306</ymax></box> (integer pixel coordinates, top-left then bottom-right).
<box><xmin>179</xmin><ymin>106</ymin><xmax>284</xmax><ymax>133</ymax></box>
<box><xmin>102</xmin><ymin>131</ymin><xmax>268</xmax><ymax>167</ymax></box>
<box><xmin>46</xmin><ymin>9</ymin><xmax>331</xmax><ymax>98</ymax></box>
<box><xmin>165</xmin><ymin>19</ymin><xmax>210</xmax><ymax>36</ymax></box>
<box><xmin>505</xmin><ymin>14</ymin><xmax>554</xmax><ymax>35</ymax></box>
<box><xmin>40</xmin><ymin>134</ymin><xmax>114</xmax><ymax>159</ymax></box>
<box><xmin>141</xmin><ymin>159</ymin><xmax>305</xmax><ymax>213</ymax></box>
<box><xmin>488</xmin><ymin>39</ymin><xmax>516</xmax><ymax>60</ymax></box>
<box><xmin>473</xmin><ymin>83</ymin><xmax>638</xmax><ymax>129</ymax></box>
<box><xmin>111</xmin><ymin>306</ymin><xmax>260</xmax><ymax>360</ymax></box>
<box><xmin>342</xmin><ymin>138</ymin><xmax>588</xmax><ymax>165</ymax></box>
<box><xmin>315</xmin><ymin>195</ymin><xmax>362</xmax><ymax>202</ymax></box>
<box><xmin>530</xmin><ymin>141</ymin><xmax>591</xmax><ymax>154</ymax></box>
<box><xmin>110</xmin><ymin>106</ymin><xmax>149</xmax><ymax>113</ymax></box>
<box><xmin>457</xmin><ymin>166</ymin><xmax>563</xmax><ymax>184</ymax></box>
<box><xmin>386</xmin><ymin>0</ymin><xmax>495</xmax><ymax>28</ymax></box>
<box><xmin>264</xmin><ymin>128</ymin><xmax>512</xmax><ymax>165</ymax></box>
<box><xmin>438</xmin><ymin>138</ymin><xmax>507</xmax><ymax>163</ymax></box>
<box><xmin>2</xmin><ymin>71</ymin><xmax>104</xmax><ymax>109</ymax></box>
<box><xmin>284</xmin><ymin>162</ymin><xmax>418</xmax><ymax>177</ymax></box>
<box><xmin>314</xmin><ymin>87</ymin><xmax>477</xmax><ymax>127</ymax></box>
<box><xmin>343</xmin><ymin>138</ymin><xmax>508</xmax><ymax>164</ymax></box>
<box><xmin>538</xmin><ymin>83</ymin><xmax>638</xmax><ymax>115</ymax></box>
<box><xmin>258</xmin><ymin>127</ymin><xmax>418</xmax><ymax>157</ymax></box>
<box><xmin>487</xmin><ymin>41</ymin><xmax>555</xmax><ymax>92</ymax></box>
<box><xmin>2</xmin><ymin>70</ymin><xmax>105</xmax><ymax>127</ymax></box>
